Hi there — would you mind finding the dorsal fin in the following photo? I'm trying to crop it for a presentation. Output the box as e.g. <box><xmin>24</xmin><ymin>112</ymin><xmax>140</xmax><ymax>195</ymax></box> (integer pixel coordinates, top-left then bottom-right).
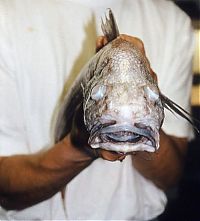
<box><xmin>101</xmin><ymin>9</ymin><xmax>120</xmax><ymax>42</ymax></box>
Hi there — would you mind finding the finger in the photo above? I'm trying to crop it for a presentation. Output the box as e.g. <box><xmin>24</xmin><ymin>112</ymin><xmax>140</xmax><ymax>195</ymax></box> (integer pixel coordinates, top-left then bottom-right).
<box><xmin>120</xmin><ymin>34</ymin><xmax>157</xmax><ymax>82</ymax></box>
<box><xmin>100</xmin><ymin>149</ymin><xmax>126</xmax><ymax>161</ymax></box>
<box><xmin>120</xmin><ymin>34</ymin><xmax>145</xmax><ymax>54</ymax></box>
<box><xmin>96</xmin><ymin>34</ymin><xmax>157</xmax><ymax>81</ymax></box>
<box><xmin>96</xmin><ymin>36</ymin><xmax>108</xmax><ymax>52</ymax></box>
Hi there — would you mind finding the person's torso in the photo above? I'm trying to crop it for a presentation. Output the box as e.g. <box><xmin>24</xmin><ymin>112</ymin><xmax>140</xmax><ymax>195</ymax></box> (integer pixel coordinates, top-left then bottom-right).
<box><xmin>0</xmin><ymin>0</ymin><xmax>177</xmax><ymax>219</ymax></box>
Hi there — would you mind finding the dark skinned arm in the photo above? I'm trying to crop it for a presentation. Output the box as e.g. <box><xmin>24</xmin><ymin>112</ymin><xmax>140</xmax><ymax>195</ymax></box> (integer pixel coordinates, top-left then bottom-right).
<box><xmin>0</xmin><ymin>135</ymin><xmax>93</xmax><ymax>210</ymax></box>
<box><xmin>0</xmin><ymin>105</ymin><xmax>123</xmax><ymax>211</ymax></box>
<box><xmin>132</xmin><ymin>130</ymin><xmax>188</xmax><ymax>190</ymax></box>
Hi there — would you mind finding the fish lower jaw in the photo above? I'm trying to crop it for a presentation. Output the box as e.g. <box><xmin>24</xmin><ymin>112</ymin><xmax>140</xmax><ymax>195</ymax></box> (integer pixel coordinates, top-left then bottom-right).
<box><xmin>90</xmin><ymin>142</ymin><xmax>158</xmax><ymax>153</ymax></box>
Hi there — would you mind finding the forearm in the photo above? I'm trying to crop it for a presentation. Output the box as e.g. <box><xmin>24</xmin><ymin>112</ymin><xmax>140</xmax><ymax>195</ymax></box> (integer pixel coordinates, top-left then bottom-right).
<box><xmin>0</xmin><ymin>135</ymin><xmax>93</xmax><ymax>210</ymax></box>
<box><xmin>132</xmin><ymin>130</ymin><xmax>187</xmax><ymax>190</ymax></box>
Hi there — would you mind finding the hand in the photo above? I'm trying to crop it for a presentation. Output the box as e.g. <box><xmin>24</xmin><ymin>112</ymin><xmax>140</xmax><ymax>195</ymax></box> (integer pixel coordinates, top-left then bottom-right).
<box><xmin>70</xmin><ymin>104</ymin><xmax>127</xmax><ymax>161</ymax></box>
<box><xmin>96</xmin><ymin>34</ymin><xmax>157</xmax><ymax>82</ymax></box>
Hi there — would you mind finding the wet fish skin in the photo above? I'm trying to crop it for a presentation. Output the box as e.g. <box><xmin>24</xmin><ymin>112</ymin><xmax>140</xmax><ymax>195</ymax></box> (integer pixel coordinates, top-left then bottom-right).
<box><xmin>82</xmin><ymin>37</ymin><xmax>164</xmax><ymax>153</ymax></box>
<box><xmin>55</xmin><ymin>9</ymin><xmax>198</xmax><ymax>154</ymax></box>
<box><xmin>55</xmin><ymin>32</ymin><xmax>164</xmax><ymax>153</ymax></box>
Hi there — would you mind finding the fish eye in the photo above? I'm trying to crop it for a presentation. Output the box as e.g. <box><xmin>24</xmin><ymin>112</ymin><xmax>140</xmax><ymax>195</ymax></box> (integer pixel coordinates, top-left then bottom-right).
<box><xmin>91</xmin><ymin>85</ymin><xmax>107</xmax><ymax>101</ymax></box>
<box><xmin>144</xmin><ymin>86</ymin><xmax>159</xmax><ymax>102</ymax></box>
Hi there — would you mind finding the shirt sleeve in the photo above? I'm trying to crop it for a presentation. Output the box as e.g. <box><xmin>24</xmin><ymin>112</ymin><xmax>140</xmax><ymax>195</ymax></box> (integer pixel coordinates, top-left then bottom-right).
<box><xmin>158</xmin><ymin>2</ymin><xmax>195</xmax><ymax>140</ymax></box>
<box><xmin>0</xmin><ymin>5</ymin><xmax>28</xmax><ymax>156</ymax></box>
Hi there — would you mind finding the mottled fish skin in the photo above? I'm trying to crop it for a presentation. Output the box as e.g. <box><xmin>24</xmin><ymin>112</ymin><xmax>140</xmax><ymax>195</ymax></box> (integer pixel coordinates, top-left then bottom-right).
<box><xmin>55</xmin><ymin>34</ymin><xmax>164</xmax><ymax>153</ymax></box>
<box><xmin>82</xmin><ymin>38</ymin><xmax>164</xmax><ymax>153</ymax></box>
<box><xmin>55</xmin><ymin>9</ymin><xmax>199</xmax><ymax>154</ymax></box>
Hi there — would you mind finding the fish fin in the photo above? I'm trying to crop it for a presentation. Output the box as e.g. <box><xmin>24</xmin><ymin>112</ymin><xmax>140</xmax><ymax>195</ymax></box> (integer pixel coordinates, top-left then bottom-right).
<box><xmin>160</xmin><ymin>93</ymin><xmax>200</xmax><ymax>133</ymax></box>
<box><xmin>101</xmin><ymin>9</ymin><xmax>120</xmax><ymax>42</ymax></box>
<box><xmin>61</xmin><ymin>187</ymin><xmax>68</xmax><ymax>217</ymax></box>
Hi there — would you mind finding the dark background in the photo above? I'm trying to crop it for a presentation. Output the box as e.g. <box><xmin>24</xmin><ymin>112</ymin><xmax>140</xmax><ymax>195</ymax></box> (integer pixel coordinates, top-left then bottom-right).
<box><xmin>158</xmin><ymin>1</ymin><xmax>200</xmax><ymax>220</ymax></box>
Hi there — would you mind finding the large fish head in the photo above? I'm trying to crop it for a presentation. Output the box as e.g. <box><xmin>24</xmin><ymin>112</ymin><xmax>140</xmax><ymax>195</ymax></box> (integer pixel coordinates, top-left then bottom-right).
<box><xmin>83</xmin><ymin>39</ymin><xmax>164</xmax><ymax>153</ymax></box>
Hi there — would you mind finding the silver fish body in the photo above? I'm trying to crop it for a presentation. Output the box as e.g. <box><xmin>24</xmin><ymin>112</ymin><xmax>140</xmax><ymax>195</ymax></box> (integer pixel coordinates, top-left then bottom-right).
<box><xmin>55</xmin><ymin>9</ymin><xmax>198</xmax><ymax>154</ymax></box>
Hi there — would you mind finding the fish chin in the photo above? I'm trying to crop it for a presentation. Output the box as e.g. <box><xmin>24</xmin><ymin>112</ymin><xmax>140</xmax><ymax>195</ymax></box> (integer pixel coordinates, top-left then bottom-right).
<box><xmin>88</xmin><ymin>123</ymin><xmax>160</xmax><ymax>153</ymax></box>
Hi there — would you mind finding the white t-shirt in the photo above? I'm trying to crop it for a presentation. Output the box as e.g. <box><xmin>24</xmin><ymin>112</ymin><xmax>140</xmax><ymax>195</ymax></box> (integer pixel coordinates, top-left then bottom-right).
<box><xmin>0</xmin><ymin>0</ymin><xmax>194</xmax><ymax>220</ymax></box>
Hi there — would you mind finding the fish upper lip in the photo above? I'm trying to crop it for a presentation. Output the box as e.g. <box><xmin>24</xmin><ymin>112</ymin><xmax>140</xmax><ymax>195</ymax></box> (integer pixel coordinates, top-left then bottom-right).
<box><xmin>89</xmin><ymin>123</ymin><xmax>157</xmax><ymax>148</ymax></box>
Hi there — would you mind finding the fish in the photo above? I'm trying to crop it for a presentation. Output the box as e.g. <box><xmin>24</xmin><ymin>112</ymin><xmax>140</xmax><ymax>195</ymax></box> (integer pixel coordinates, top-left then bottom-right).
<box><xmin>54</xmin><ymin>9</ymin><xmax>198</xmax><ymax>154</ymax></box>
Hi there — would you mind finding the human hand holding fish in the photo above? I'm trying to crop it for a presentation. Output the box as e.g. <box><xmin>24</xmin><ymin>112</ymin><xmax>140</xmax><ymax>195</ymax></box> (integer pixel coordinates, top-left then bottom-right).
<box><xmin>55</xmin><ymin>9</ymin><xmax>199</xmax><ymax>163</ymax></box>
<box><xmin>65</xmin><ymin>32</ymin><xmax>152</xmax><ymax>161</ymax></box>
<box><xmin>1</xmin><ymin>7</ymin><xmax>198</xmax><ymax>213</ymax></box>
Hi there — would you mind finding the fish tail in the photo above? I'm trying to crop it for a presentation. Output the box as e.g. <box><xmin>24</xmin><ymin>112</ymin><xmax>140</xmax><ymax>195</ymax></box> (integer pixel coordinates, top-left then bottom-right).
<box><xmin>101</xmin><ymin>9</ymin><xmax>120</xmax><ymax>42</ymax></box>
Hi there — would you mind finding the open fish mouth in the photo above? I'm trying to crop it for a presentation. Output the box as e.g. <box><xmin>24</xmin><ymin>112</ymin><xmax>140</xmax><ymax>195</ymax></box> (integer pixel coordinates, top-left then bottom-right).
<box><xmin>102</xmin><ymin>131</ymin><xmax>145</xmax><ymax>143</ymax></box>
<box><xmin>88</xmin><ymin>123</ymin><xmax>159</xmax><ymax>153</ymax></box>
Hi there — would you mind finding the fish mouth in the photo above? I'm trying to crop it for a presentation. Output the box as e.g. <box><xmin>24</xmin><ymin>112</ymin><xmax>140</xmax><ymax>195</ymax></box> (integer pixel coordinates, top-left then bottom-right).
<box><xmin>102</xmin><ymin>131</ymin><xmax>144</xmax><ymax>143</ymax></box>
<box><xmin>88</xmin><ymin>123</ymin><xmax>159</xmax><ymax>153</ymax></box>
